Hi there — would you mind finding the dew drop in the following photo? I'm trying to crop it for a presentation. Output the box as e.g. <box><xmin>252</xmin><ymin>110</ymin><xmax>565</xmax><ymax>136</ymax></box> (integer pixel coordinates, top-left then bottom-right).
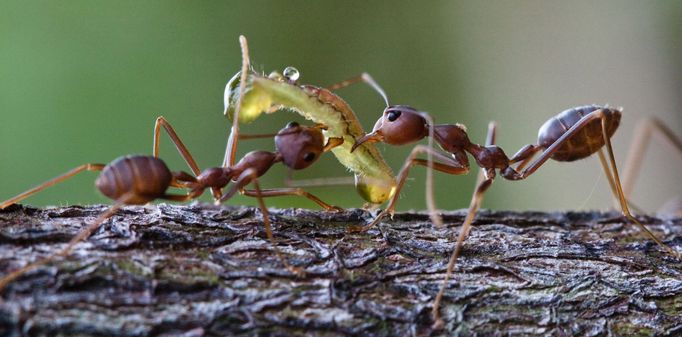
<box><xmin>283</xmin><ymin>67</ymin><xmax>300</xmax><ymax>82</ymax></box>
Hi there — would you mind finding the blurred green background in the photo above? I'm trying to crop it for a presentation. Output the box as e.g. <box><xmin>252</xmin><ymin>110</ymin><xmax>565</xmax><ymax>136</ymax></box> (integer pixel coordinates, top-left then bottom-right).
<box><xmin>1</xmin><ymin>1</ymin><xmax>680</xmax><ymax>213</ymax></box>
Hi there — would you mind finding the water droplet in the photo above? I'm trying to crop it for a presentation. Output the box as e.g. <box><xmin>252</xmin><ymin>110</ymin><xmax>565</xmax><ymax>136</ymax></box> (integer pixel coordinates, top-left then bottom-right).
<box><xmin>283</xmin><ymin>67</ymin><xmax>300</xmax><ymax>82</ymax></box>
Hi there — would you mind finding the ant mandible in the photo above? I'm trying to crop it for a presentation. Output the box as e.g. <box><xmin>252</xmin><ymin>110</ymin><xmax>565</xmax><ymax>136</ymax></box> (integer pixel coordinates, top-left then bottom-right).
<box><xmin>351</xmin><ymin>103</ymin><xmax>682</xmax><ymax>327</ymax></box>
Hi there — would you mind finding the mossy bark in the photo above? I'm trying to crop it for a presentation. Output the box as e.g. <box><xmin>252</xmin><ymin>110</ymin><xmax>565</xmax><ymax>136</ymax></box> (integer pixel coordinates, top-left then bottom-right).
<box><xmin>1</xmin><ymin>204</ymin><xmax>681</xmax><ymax>336</ymax></box>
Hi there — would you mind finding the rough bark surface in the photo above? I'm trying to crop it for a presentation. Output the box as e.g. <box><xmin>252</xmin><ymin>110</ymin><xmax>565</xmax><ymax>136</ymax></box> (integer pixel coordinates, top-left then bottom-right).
<box><xmin>0</xmin><ymin>204</ymin><xmax>681</xmax><ymax>337</ymax></box>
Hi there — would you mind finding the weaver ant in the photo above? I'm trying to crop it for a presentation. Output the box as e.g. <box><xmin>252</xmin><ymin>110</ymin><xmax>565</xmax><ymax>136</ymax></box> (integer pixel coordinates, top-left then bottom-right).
<box><xmin>0</xmin><ymin>121</ymin><xmax>343</xmax><ymax>290</ymax></box>
<box><xmin>0</xmin><ymin>37</ymin><xmax>345</xmax><ymax>291</ymax></box>
<box><xmin>351</xmin><ymin>103</ymin><xmax>682</xmax><ymax>327</ymax></box>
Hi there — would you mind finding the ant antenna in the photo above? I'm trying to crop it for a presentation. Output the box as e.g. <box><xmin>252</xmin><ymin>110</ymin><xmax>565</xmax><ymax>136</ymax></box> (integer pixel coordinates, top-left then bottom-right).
<box><xmin>328</xmin><ymin>73</ymin><xmax>390</xmax><ymax>108</ymax></box>
<box><xmin>419</xmin><ymin>112</ymin><xmax>443</xmax><ymax>228</ymax></box>
<box><xmin>360</xmin><ymin>73</ymin><xmax>390</xmax><ymax>107</ymax></box>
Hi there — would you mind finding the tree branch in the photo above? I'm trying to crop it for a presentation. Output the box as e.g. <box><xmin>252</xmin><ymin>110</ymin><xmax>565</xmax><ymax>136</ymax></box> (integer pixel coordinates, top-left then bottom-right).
<box><xmin>1</xmin><ymin>204</ymin><xmax>681</xmax><ymax>336</ymax></box>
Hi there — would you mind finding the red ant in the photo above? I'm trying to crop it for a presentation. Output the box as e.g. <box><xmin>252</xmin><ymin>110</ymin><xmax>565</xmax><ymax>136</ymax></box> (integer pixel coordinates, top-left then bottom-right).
<box><xmin>0</xmin><ymin>121</ymin><xmax>344</xmax><ymax>291</ymax></box>
<box><xmin>351</xmin><ymin>104</ymin><xmax>682</xmax><ymax>327</ymax></box>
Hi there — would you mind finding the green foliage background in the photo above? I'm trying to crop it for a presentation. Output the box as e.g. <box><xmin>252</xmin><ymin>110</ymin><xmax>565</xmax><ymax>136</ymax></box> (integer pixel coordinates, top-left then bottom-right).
<box><xmin>1</xmin><ymin>1</ymin><xmax>680</xmax><ymax>212</ymax></box>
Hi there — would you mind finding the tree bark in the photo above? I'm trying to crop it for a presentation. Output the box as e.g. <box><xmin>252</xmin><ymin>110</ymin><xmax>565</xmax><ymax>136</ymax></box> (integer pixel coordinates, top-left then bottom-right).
<box><xmin>0</xmin><ymin>204</ymin><xmax>680</xmax><ymax>337</ymax></box>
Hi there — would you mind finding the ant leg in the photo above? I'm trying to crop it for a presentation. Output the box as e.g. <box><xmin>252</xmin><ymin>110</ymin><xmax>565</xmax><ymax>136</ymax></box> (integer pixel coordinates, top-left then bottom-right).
<box><xmin>432</xmin><ymin>171</ymin><xmax>495</xmax><ymax>329</ymax></box>
<box><xmin>432</xmin><ymin>122</ymin><xmax>498</xmax><ymax>326</ymax></box>
<box><xmin>250</xmin><ymin>178</ymin><xmax>305</xmax><ymax>276</ymax></box>
<box><xmin>326</xmin><ymin>73</ymin><xmax>389</xmax><ymax>106</ymax></box>
<box><xmin>237</xmin><ymin>124</ymin><xmax>334</xmax><ymax>142</ymax></box>
<box><xmin>241</xmin><ymin>188</ymin><xmax>343</xmax><ymax>211</ymax></box>
<box><xmin>508</xmin><ymin>144</ymin><xmax>541</xmax><ymax>171</ymax></box>
<box><xmin>159</xmin><ymin>172</ymin><xmax>201</xmax><ymax>198</ymax></box>
<box><xmin>223</xmin><ymin>35</ymin><xmax>251</xmax><ymax>168</ymax></box>
<box><xmin>219</xmin><ymin>168</ymin><xmax>304</xmax><ymax>276</ymax></box>
<box><xmin>283</xmin><ymin>171</ymin><xmax>356</xmax><ymax>189</ymax></box>
<box><xmin>596</xmin><ymin>150</ymin><xmax>627</xmax><ymax>211</ymax></box>
<box><xmin>464</xmin><ymin>121</ymin><xmax>498</xmax><ymax>238</ymax></box>
<box><xmin>160</xmin><ymin>193</ymin><xmax>198</xmax><ymax>202</ymax></box>
<box><xmin>153</xmin><ymin>117</ymin><xmax>221</xmax><ymax>199</ymax></box>
<box><xmin>354</xmin><ymin>145</ymin><xmax>469</xmax><ymax>232</ymax></box>
<box><xmin>168</xmin><ymin>171</ymin><xmax>197</xmax><ymax>189</ymax></box>
<box><xmin>0</xmin><ymin>163</ymin><xmax>105</xmax><ymax>210</ymax></box>
<box><xmin>421</xmin><ymin>113</ymin><xmax>440</xmax><ymax>229</ymax></box>
<box><xmin>153</xmin><ymin>116</ymin><xmax>225</xmax><ymax>199</ymax></box>
<box><xmin>621</xmin><ymin>118</ymin><xmax>682</xmax><ymax>201</ymax></box>
<box><xmin>0</xmin><ymin>193</ymin><xmax>132</xmax><ymax>292</ymax></box>
<box><xmin>598</xmin><ymin>118</ymin><xmax>682</xmax><ymax>213</ymax></box>
<box><xmin>598</xmin><ymin>120</ymin><xmax>681</xmax><ymax>259</ymax></box>
<box><xmin>153</xmin><ymin>117</ymin><xmax>201</xmax><ymax>176</ymax></box>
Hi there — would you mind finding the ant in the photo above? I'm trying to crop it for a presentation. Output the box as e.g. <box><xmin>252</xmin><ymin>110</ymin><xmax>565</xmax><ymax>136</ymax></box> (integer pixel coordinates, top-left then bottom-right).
<box><xmin>351</xmin><ymin>103</ymin><xmax>682</xmax><ymax>327</ymax></box>
<box><xmin>0</xmin><ymin>121</ymin><xmax>343</xmax><ymax>290</ymax></box>
<box><xmin>0</xmin><ymin>35</ymin><xmax>346</xmax><ymax>293</ymax></box>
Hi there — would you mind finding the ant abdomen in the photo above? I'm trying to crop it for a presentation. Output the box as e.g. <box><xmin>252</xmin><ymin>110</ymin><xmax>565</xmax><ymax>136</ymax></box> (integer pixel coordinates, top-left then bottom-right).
<box><xmin>538</xmin><ymin>105</ymin><xmax>622</xmax><ymax>162</ymax></box>
<box><xmin>95</xmin><ymin>155</ymin><xmax>172</xmax><ymax>204</ymax></box>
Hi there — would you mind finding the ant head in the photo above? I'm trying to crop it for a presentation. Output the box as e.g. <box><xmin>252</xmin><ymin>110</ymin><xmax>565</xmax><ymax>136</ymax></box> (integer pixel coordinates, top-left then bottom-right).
<box><xmin>275</xmin><ymin>122</ymin><xmax>325</xmax><ymax>170</ymax></box>
<box><xmin>351</xmin><ymin>105</ymin><xmax>429</xmax><ymax>152</ymax></box>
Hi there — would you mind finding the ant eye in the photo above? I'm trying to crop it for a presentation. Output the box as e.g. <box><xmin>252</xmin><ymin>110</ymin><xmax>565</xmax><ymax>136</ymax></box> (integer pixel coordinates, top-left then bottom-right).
<box><xmin>286</xmin><ymin>121</ymin><xmax>299</xmax><ymax>128</ymax></box>
<box><xmin>303</xmin><ymin>152</ymin><xmax>316</xmax><ymax>162</ymax></box>
<box><xmin>387</xmin><ymin>110</ymin><xmax>401</xmax><ymax>122</ymax></box>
